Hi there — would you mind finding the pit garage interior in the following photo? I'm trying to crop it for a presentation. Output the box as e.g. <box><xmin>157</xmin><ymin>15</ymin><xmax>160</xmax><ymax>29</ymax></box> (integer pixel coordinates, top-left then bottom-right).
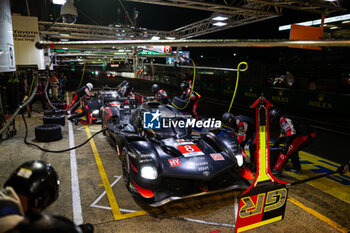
<box><xmin>0</xmin><ymin>0</ymin><xmax>350</xmax><ymax>233</ymax></box>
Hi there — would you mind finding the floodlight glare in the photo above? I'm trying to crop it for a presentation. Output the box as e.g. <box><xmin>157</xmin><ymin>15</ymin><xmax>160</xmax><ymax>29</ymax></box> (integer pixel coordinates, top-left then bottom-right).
<box><xmin>52</xmin><ymin>0</ymin><xmax>66</xmax><ymax>5</ymax></box>
<box><xmin>213</xmin><ymin>16</ymin><xmax>228</xmax><ymax>21</ymax></box>
<box><xmin>213</xmin><ymin>22</ymin><xmax>227</xmax><ymax>27</ymax></box>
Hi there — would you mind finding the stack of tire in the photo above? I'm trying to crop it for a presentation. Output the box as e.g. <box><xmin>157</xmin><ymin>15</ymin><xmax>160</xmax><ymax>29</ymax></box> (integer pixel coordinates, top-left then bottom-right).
<box><xmin>35</xmin><ymin>108</ymin><xmax>66</xmax><ymax>142</ymax></box>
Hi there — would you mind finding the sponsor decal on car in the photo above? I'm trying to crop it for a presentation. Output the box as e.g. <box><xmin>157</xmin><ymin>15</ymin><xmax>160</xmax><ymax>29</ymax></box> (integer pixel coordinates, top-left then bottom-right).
<box><xmin>203</xmin><ymin>171</ymin><xmax>210</xmax><ymax>176</ymax></box>
<box><xmin>177</xmin><ymin>144</ymin><xmax>204</xmax><ymax>157</ymax></box>
<box><xmin>168</xmin><ymin>158</ymin><xmax>182</xmax><ymax>167</ymax></box>
<box><xmin>198</xmin><ymin>166</ymin><xmax>209</xmax><ymax>171</ymax></box>
<box><xmin>210</xmin><ymin>153</ymin><xmax>225</xmax><ymax>161</ymax></box>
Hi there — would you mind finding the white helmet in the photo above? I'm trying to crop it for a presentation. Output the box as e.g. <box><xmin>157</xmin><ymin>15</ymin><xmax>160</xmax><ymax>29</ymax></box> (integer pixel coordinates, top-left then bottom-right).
<box><xmin>86</xmin><ymin>83</ymin><xmax>93</xmax><ymax>91</ymax></box>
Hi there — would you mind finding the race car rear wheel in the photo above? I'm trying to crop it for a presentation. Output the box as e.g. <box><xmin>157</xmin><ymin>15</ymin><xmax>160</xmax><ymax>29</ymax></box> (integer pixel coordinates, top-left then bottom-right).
<box><xmin>121</xmin><ymin>146</ymin><xmax>131</xmax><ymax>188</ymax></box>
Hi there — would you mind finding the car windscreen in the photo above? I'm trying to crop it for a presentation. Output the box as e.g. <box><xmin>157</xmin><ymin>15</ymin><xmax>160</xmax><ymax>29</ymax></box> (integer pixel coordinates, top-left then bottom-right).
<box><xmin>152</xmin><ymin>117</ymin><xmax>187</xmax><ymax>138</ymax></box>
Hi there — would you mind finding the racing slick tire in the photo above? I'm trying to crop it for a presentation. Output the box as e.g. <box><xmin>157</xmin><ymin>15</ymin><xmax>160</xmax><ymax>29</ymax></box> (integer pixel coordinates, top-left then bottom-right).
<box><xmin>121</xmin><ymin>146</ymin><xmax>131</xmax><ymax>189</ymax></box>
<box><xmin>35</xmin><ymin>124</ymin><xmax>63</xmax><ymax>142</ymax></box>
<box><xmin>52</xmin><ymin>100</ymin><xmax>66</xmax><ymax>109</ymax></box>
<box><xmin>44</xmin><ymin>109</ymin><xmax>64</xmax><ymax>116</ymax></box>
<box><xmin>43</xmin><ymin>115</ymin><xmax>66</xmax><ymax>126</ymax></box>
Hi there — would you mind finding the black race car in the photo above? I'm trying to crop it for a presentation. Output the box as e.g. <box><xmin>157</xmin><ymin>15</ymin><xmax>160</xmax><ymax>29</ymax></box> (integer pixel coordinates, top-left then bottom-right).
<box><xmin>103</xmin><ymin>99</ymin><xmax>252</xmax><ymax>207</ymax></box>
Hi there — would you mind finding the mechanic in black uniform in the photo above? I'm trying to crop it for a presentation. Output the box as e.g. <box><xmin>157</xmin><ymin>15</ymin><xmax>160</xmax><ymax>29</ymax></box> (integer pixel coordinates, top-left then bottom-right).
<box><xmin>65</xmin><ymin>83</ymin><xmax>93</xmax><ymax>111</ymax></box>
<box><xmin>152</xmin><ymin>84</ymin><xmax>170</xmax><ymax>104</ymax></box>
<box><xmin>0</xmin><ymin>161</ymin><xmax>59</xmax><ymax>233</ymax></box>
<box><xmin>222</xmin><ymin>112</ymin><xmax>256</xmax><ymax>165</ymax></box>
<box><xmin>68</xmin><ymin>97</ymin><xmax>102</xmax><ymax>125</ymax></box>
<box><xmin>269</xmin><ymin>108</ymin><xmax>316</xmax><ymax>175</ymax></box>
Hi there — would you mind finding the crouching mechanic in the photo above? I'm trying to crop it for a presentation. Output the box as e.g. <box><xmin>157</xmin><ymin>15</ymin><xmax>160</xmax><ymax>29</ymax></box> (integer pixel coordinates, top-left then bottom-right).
<box><xmin>0</xmin><ymin>160</ymin><xmax>59</xmax><ymax>233</ymax></box>
<box><xmin>180</xmin><ymin>81</ymin><xmax>201</xmax><ymax>120</ymax></box>
<box><xmin>270</xmin><ymin>108</ymin><xmax>316</xmax><ymax>175</ymax></box>
<box><xmin>152</xmin><ymin>84</ymin><xmax>170</xmax><ymax>104</ymax></box>
<box><xmin>68</xmin><ymin>97</ymin><xmax>102</xmax><ymax>125</ymax></box>
<box><xmin>222</xmin><ymin>112</ymin><xmax>256</xmax><ymax>165</ymax></box>
<box><xmin>65</xmin><ymin>83</ymin><xmax>93</xmax><ymax>111</ymax></box>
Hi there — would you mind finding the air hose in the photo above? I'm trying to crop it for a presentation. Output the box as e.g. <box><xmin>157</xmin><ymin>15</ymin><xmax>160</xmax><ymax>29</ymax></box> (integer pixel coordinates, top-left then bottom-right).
<box><xmin>26</xmin><ymin>76</ymin><xmax>42</xmax><ymax>124</ymax></box>
<box><xmin>22</xmin><ymin>113</ymin><xmax>106</xmax><ymax>153</ymax></box>
<box><xmin>76</xmin><ymin>62</ymin><xmax>86</xmax><ymax>91</ymax></box>
<box><xmin>227</xmin><ymin>62</ymin><xmax>248</xmax><ymax>113</ymax></box>
<box><xmin>172</xmin><ymin>58</ymin><xmax>197</xmax><ymax>110</ymax></box>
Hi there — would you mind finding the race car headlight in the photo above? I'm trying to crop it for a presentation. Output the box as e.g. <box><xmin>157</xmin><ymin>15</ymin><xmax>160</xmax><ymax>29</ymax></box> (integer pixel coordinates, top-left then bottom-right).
<box><xmin>140</xmin><ymin>166</ymin><xmax>158</xmax><ymax>180</ymax></box>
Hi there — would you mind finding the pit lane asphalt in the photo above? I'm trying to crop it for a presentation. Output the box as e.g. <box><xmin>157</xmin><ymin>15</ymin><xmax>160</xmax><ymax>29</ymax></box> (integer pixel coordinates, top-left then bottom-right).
<box><xmin>0</xmin><ymin>106</ymin><xmax>349</xmax><ymax>232</ymax></box>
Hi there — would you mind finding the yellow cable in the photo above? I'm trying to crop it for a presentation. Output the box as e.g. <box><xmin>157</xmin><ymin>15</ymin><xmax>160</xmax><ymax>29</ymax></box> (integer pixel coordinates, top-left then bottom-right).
<box><xmin>76</xmin><ymin>63</ymin><xmax>86</xmax><ymax>91</ymax></box>
<box><xmin>227</xmin><ymin>61</ymin><xmax>248</xmax><ymax>113</ymax></box>
<box><xmin>172</xmin><ymin>58</ymin><xmax>197</xmax><ymax>110</ymax></box>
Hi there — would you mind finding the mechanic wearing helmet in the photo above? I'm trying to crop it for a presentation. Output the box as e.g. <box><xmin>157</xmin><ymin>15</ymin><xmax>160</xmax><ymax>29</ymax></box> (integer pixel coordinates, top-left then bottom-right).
<box><xmin>65</xmin><ymin>83</ymin><xmax>93</xmax><ymax>111</ymax></box>
<box><xmin>152</xmin><ymin>84</ymin><xmax>170</xmax><ymax>104</ymax></box>
<box><xmin>269</xmin><ymin>108</ymin><xmax>316</xmax><ymax>175</ymax></box>
<box><xmin>0</xmin><ymin>160</ymin><xmax>59</xmax><ymax>233</ymax></box>
<box><xmin>180</xmin><ymin>80</ymin><xmax>201</xmax><ymax>120</ymax></box>
<box><xmin>68</xmin><ymin>98</ymin><xmax>102</xmax><ymax>125</ymax></box>
<box><xmin>222</xmin><ymin>112</ymin><xmax>256</xmax><ymax>165</ymax></box>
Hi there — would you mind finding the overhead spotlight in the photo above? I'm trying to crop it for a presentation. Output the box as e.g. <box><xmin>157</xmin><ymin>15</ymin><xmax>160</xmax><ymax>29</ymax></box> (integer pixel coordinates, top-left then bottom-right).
<box><xmin>213</xmin><ymin>16</ymin><xmax>228</xmax><ymax>21</ymax></box>
<box><xmin>61</xmin><ymin>0</ymin><xmax>78</xmax><ymax>24</ymax></box>
<box><xmin>151</xmin><ymin>36</ymin><xmax>160</xmax><ymax>40</ymax></box>
<box><xmin>213</xmin><ymin>22</ymin><xmax>227</xmax><ymax>27</ymax></box>
<box><xmin>52</xmin><ymin>0</ymin><xmax>66</xmax><ymax>4</ymax></box>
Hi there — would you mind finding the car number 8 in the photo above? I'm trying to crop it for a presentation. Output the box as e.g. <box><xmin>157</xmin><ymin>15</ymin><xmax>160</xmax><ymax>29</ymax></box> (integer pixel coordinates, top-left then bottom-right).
<box><xmin>184</xmin><ymin>145</ymin><xmax>195</xmax><ymax>152</ymax></box>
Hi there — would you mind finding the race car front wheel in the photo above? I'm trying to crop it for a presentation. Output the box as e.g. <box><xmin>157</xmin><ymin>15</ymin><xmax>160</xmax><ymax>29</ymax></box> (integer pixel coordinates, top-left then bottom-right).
<box><xmin>121</xmin><ymin>146</ymin><xmax>131</xmax><ymax>188</ymax></box>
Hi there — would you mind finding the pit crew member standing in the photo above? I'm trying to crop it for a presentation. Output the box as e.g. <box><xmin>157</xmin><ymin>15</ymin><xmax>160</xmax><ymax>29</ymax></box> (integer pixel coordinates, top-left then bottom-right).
<box><xmin>270</xmin><ymin>108</ymin><xmax>316</xmax><ymax>174</ymax></box>
<box><xmin>222</xmin><ymin>112</ymin><xmax>256</xmax><ymax>163</ymax></box>
<box><xmin>180</xmin><ymin>81</ymin><xmax>201</xmax><ymax>120</ymax></box>
<box><xmin>65</xmin><ymin>83</ymin><xmax>93</xmax><ymax>111</ymax></box>
<box><xmin>152</xmin><ymin>84</ymin><xmax>170</xmax><ymax>104</ymax></box>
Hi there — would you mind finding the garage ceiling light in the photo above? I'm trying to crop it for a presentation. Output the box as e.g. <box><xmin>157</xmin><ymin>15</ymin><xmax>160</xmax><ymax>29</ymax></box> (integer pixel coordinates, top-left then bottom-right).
<box><xmin>52</xmin><ymin>0</ymin><xmax>66</xmax><ymax>5</ymax></box>
<box><xmin>213</xmin><ymin>22</ymin><xmax>227</xmax><ymax>27</ymax></box>
<box><xmin>213</xmin><ymin>16</ymin><xmax>228</xmax><ymax>21</ymax></box>
<box><xmin>279</xmin><ymin>13</ymin><xmax>350</xmax><ymax>31</ymax></box>
<box><xmin>151</xmin><ymin>36</ymin><xmax>160</xmax><ymax>40</ymax></box>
